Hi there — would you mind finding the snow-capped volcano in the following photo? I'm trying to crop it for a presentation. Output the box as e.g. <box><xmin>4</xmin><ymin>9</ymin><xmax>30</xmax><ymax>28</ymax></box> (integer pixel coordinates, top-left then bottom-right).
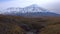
<box><xmin>0</xmin><ymin>4</ymin><xmax>48</xmax><ymax>14</ymax></box>
<box><xmin>23</xmin><ymin>4</ymin><xmax>48</xmax><ymax>12</ymax></box>
<box><xmin>0</xmin><ymin>4</ymin><xmax>60</xmax><ymax>17</ymax></box>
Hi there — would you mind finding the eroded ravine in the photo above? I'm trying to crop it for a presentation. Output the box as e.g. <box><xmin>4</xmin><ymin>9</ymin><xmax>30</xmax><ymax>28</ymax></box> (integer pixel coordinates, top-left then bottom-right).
<box><xmin>19</xmin><ymin>23</ymin><xmax>44</xmax><ymax>34</ymax></box>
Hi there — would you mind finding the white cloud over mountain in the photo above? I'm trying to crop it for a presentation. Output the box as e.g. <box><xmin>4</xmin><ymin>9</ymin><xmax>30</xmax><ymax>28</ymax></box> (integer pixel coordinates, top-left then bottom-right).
<box><xmin>0</xmin><ymin>0</ymin><xmax>60</xmax><ymax>14</ymax></box>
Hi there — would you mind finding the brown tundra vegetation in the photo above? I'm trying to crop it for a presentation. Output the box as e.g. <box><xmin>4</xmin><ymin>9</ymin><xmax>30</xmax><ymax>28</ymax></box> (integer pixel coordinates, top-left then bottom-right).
<box><xmin>0</xmin><ymin>15</ymin><xmax>60</xmax><ymax>34</ymax></box>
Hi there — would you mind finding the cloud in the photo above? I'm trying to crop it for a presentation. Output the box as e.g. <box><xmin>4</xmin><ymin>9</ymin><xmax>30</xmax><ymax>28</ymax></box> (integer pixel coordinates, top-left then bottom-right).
<box><xmin>43</xmin><ymin>0</ymin><xmax>60</xmax><ymax>14</ymax></box>
<box><xmin>0</xmin><ymin>0</ymin><xmax>60</xmax><ymax>14</ymax></box>
<box><xmin>0</xmin><ymin>0</ymin><xmax>36</xmax><ymax>8</ymax></box>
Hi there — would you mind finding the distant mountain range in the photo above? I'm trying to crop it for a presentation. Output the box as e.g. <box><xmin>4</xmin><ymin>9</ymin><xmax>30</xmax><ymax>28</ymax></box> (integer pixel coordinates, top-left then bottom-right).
<box><xmin>0</xmin><ymin>4</ymin><xmax>60</xmax><ymax>17</ymax></box>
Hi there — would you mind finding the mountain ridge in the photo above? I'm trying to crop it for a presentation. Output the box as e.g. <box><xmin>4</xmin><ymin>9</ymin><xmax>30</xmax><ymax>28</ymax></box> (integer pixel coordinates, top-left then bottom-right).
<box><xmin>0</xmin><ymin>4</ymin><xmax>60</xmax><ymax>17</ymax></box>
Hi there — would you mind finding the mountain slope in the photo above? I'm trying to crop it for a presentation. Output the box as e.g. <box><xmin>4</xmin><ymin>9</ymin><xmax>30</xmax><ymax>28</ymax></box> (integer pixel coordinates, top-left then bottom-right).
<box><xmin>21</xmin><ymin>12</ymin><xmax>60</xmax><ymax>17</ymax></box>
<box><xmin>1</xmin><ymin>4</ymin><xmax>60</xmax><ymax>17</ymax></box>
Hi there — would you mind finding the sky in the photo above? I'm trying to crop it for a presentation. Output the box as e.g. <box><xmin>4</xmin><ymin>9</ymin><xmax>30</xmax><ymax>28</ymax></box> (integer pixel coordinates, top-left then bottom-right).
<box><xmin>0</xmin><ymin>0</ymin><xmax>60</xmax><ymax>14</ymax></box>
